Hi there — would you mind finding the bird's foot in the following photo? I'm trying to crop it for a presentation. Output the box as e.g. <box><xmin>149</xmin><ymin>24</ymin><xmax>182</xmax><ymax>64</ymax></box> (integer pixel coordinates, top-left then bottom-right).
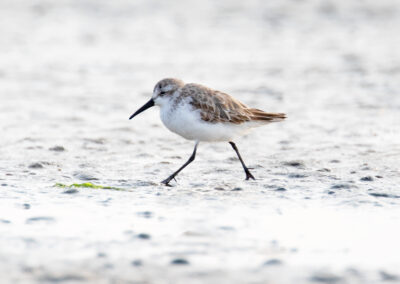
<box><xmin>245</xmin><ymin>168</ymin><xmax>255</xmax><ymax>180</ymax></box>
<box><xmin>161</xmin><ymin>176</ymin><xmax>177</xmax><ymax>186</ymax></box>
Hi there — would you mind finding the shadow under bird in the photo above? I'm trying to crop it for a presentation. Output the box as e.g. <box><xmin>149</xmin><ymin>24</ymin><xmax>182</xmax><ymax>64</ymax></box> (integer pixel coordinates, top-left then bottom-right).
<box><xmin>129</xmin><ymin>78</ymin><xmax>286</xmax><ymax>186</ymax></box>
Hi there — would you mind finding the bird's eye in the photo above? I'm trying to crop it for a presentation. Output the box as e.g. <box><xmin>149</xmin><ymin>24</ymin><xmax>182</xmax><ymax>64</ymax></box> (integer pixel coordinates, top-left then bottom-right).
<box><xmin>160</xmin><ymin>91</ymin><xmax>166</xmax><ymax>95</ymax></box>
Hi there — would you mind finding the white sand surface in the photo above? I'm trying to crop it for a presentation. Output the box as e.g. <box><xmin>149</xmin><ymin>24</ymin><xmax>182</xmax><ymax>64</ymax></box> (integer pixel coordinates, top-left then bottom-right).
<box><xmin>0</xmin><ymin>0</ymin><xmax>400</xmax><ymax>283</ymax></box>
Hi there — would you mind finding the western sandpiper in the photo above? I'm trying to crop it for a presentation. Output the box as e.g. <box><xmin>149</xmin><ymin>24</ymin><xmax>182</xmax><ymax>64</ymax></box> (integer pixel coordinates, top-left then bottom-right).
<box><xmin>129</xmin><ymin>78</ymin><xmax>286</xmax><ymax>186</ymax></box>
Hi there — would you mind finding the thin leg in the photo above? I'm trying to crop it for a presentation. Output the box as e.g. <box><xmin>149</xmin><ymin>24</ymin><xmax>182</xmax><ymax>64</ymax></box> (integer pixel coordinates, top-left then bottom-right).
<box><xmin>161</xmin><ymin>142</ymin><xmax>199</xmax><ymax>186</ymax></box>
<box><xmin>229</xmin><ymin>141</ymin><xmax>255</xmax><ymax>180</ymax></box>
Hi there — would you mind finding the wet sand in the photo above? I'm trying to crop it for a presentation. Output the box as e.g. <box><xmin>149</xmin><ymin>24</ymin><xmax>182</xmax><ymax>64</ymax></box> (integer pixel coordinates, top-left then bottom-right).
<box><xmin>0</xmin><ymin>0</ymin><xmax>400</xmax><ymax>283</ymax></box>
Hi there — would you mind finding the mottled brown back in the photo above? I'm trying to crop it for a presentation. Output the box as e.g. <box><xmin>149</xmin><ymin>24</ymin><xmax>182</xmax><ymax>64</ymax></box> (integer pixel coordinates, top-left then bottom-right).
<box><xmin>181</xmin><ymin>83</ymin><xmax>286</xmax><ymax>124</ymax></box>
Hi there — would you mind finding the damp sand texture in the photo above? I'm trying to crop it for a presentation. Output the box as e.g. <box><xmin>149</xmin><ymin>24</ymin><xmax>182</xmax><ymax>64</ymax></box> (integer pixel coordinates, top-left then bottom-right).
<box><xmin>1</xmin><ymin>0</ymin><xmax>400</xmax><ymax>284</ymax></box>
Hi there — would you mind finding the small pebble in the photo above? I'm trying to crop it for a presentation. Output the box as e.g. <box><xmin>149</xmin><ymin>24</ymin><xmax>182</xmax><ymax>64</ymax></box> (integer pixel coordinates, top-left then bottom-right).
<box><xmin>369</xmin><ymin>193</ymin><xmax>400</xmax><ymax>199</ymax></box>
<box><xmin>288</xmin><ymin>173</ymin><xmax>307</xmax><ymax>178</ymax></box>
<box><xmin>137</xmin><ymin>233</ymin><xmax>151</xmax><ymax>240</ymax></box>
<box><xmin>84</xmin><ymin>138</ymin><xmax>106</xmax><ymax>144</ymax></box>
<box><xmin>360</xmin><ymin>176</ymin><xmax>373</xmax><ymax>181</ymax></box>
<box><xmin>331</xmin><ymin>184</ymin><xmax>350</xmax><ymax>189</ymax></box>
<box><xmin>171</xmin><ymin>258</ymin><xmax>189</xmax><ymax>265</ymax></box>
<box><xmin>73</xmin><ymin>172</ymin><xmax>98</xmax><ymax>181</ymax></box>
<box><xmin>63</xmin><ymin>189</ymin><xmax>79</xmax><ymax>194</ymax></box>
<box><xmin>26</xmin><ymin>216</ymin><xmax>55</xmax><ymax>224</ymax></box>
<box><xmin>49</xmin><ymin>146</ymin><xmax>65</xmax><ymax>152</ymax></box>
<box><xmin>23</xmin><ymin>203</ymin><xmax>30</xmax><ymax>210</ymax></box>
<box><xmin>310</xmin><ymin>272</ymin><xmax>342</xmax><ymax>283</ymax></box>
<box><xmin>283</xmin><ymin>161</ymin><xmax>304</xmax><ymax>168</ymax></box>
<box><xmin>231</xmin><ymin>187</ymin><xmax>242</xmax><ymax>191</ymax></box>
<box><xmin>28</xmin><ymin>163</ymin><xmax>43</xmax><ymax>169</ymax></box>
<box><xmin>131</xmin><ymin>259</ymin><xmax>143</xmax><ymax>266</ymax></box>
<box><xmin>136</xmin><ymin>211</ymin><xmax>153</xmax><ymax>218</ymax></box>
<box><xmin>275</xmin><ymin>187</ymin><xmax>287</xmax><ymax>191</ymax></box>
<box><xmin>219</xmin><ymin>226</ymin><xmax>235</xmax><ymax>231</ymax></box>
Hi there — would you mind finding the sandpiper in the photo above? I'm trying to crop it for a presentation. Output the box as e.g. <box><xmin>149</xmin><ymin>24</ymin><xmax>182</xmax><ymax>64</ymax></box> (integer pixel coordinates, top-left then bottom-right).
<box><xmin>129</xmin><ymin>78</ymin><xmax>286</xmax><ymax>186</ymax></box>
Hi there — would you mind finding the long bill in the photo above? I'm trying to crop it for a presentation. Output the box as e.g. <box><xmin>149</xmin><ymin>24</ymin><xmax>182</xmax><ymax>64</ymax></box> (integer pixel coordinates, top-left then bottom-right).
<box><xmin>129</xmin><ymin>98</ymin><xmax>155</xmax><ymax>120</ymax></box>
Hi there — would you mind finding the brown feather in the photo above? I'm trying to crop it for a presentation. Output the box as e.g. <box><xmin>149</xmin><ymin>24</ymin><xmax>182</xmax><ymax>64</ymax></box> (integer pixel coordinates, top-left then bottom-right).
<box><xmin>181</xmin><ymin>83</ymin><xmax>286</xmax><ymax>124</ymax></box>
<box><xmin>248</xmin><ymin>109</ymin><xmax>286</xmax><ymax>122</ymax></box>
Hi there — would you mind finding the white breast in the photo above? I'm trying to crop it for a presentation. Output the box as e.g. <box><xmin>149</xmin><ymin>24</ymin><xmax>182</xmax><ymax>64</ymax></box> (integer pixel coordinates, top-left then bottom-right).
<box><xmin>159</xmin><ymin>98</ymin><xmax>254</xmax><ymax>142</ymax></box>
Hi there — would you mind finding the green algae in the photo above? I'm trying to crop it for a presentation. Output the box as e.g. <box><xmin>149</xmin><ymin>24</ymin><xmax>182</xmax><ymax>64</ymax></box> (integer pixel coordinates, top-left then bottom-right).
<box><xmin>54</xmin><ymin>182</ymin><xmax>125</xmax><ymax>191</ymax></box>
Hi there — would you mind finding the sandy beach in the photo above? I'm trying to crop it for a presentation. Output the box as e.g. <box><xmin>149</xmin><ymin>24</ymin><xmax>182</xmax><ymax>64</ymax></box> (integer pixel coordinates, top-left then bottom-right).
<box><xmin>0</xmin><ymin>0</ymin><xmax>400</xmax><ymax>283</ymax></box>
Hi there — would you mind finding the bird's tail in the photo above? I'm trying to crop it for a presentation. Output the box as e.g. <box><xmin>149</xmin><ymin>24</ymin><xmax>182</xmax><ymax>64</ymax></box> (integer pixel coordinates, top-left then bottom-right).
<box><xmin>248</xmin><ymin>108</ymin><xmax>286</xmax><ymax>123</ymax></box>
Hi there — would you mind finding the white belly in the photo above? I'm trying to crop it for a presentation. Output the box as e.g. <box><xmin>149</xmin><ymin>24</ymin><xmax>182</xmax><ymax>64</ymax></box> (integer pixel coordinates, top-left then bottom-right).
<box><xmin>159</xmin><ymin>103</ymin><xmax>252</xmax><ymax>142</ymax></box>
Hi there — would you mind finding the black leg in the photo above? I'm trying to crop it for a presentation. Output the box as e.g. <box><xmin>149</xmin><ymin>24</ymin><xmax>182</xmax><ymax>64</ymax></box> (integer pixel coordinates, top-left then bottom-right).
<box><xmin>161</xmin><ymin>142</ymin><xmax>199</xmax><ymax>186</ymax></box>
<box><xmin>229</xmin><ymin>141</ymin><xmax>255</xmax><ymax>180</ymax></box>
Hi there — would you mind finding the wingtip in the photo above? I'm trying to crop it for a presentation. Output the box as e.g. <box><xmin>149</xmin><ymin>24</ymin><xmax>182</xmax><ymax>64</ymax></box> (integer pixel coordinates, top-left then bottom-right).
<box><xmin>248</xmin><ymin>109</ymin><xmax>287</xmax><ymax>122</ymax></box>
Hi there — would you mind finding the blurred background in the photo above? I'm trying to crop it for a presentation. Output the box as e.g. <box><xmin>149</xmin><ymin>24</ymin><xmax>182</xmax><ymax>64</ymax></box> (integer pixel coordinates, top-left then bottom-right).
<box><xmin>0</xmin><ymin>0</ymin><xmax>400</xmax><ymax>283</ymax></box>
<box><xmin>0</xmin><ymin>0</ymin><xmax>399</xmax><ymax>148</ymax></box>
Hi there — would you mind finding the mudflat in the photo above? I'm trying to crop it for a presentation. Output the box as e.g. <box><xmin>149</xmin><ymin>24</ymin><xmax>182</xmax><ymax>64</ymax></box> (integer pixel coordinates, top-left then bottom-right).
<box><xmin>0</xmin><ymin>0</ymin><xmax>399</xmax><ymax>283</ymax></box>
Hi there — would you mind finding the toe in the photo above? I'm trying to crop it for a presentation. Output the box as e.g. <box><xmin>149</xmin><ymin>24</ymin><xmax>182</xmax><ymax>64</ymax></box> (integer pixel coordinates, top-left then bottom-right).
<box><xmin>245</xmin><ymin>171</ymin><xmax>255</xmax><ymax>180</ymax></box>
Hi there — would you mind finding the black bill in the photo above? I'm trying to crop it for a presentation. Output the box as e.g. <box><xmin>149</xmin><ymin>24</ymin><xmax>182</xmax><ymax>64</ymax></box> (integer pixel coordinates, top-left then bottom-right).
<box><xmin>129</xmin><ymin>98</ymin><xmax>155</xmax><ymax>120</ymax></box>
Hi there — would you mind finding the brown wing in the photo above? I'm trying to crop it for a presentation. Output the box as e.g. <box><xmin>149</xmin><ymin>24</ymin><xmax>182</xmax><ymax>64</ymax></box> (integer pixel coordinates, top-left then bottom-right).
<box><xmin>182</xmin><ymin>83</ymin><xmax>286</xmax><ymax>124</ymax></box>
<box><xmin>182</xmin><ymin>84</ymin><xmax>251</xmax><ymax>124</ymax></box>
<box><xmin>247</xmin><ymin>108</ymin><xmax>286</xmax><ymax>122</ymax></box>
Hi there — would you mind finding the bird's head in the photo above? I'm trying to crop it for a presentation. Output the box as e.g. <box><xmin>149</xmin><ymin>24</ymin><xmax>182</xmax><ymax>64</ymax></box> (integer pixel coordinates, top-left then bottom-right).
<box><xmin>152</xmin><ymin>78</ymin><xmax>184</xmax><ymax>104</ymax></box>
<box><xmin>129</xmin><ymin>78</ymin><xmax>184</xmax><ymax>120</ymax></box>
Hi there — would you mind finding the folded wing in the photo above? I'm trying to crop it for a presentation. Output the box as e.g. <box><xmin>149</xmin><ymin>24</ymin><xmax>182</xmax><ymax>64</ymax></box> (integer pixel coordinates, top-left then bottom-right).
<box><xmin>183</xmin><ymin>83</ymin><xmax>286</xmax><ymax>124</ymax></box>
